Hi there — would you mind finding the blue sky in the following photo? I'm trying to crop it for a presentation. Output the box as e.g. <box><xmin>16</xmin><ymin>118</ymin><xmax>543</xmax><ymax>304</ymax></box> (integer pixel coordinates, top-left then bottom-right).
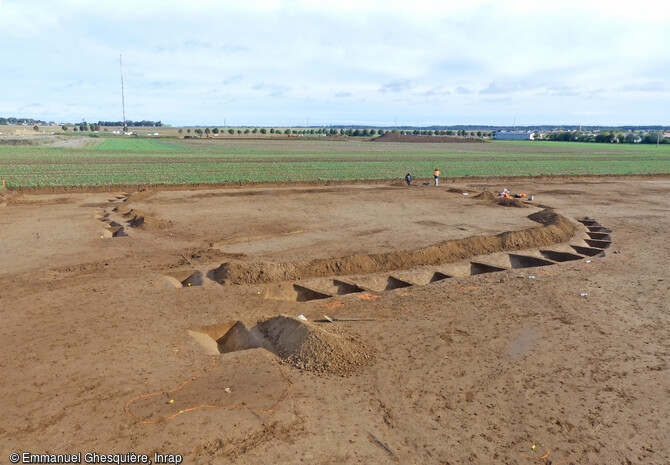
<box><xmin>1</xmin><ymin>0</ymin><xmax>669</xmax><ymax>126</ymax></box>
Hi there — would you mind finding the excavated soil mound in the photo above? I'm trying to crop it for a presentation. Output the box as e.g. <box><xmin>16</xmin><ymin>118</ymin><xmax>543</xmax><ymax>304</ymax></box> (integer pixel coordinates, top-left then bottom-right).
<box><xmin>124</xmin><ymin>189</ymin><xmax>155</xmax><ymax>204</ymax></box>
<box><xmin>124</xmin><ymin>209</ymin><xmax>171</xmax><ymax>230</ymax></box>
<box><xmin>496</xmin><ymin>197</ymin><xmax>526</xmax><ymax>207</ymax></box>
<box><xmin>257</xmin><ymin>316</ymin><xmax>373</xmax><ymax>375</ymax></box>
<box><xmin>474</xmin><ymin>191</ymin><xmax>495</xmax><ymax>201</ymax></box>
<box><xmin>213</xmin><ymin>208</ymin><xmax>576</xmax><ymax>285</ymax></box>
<box><xmin>372</xmin><ymin>133</ymin><xmax>485</xmax><ymax>143</ymax></box>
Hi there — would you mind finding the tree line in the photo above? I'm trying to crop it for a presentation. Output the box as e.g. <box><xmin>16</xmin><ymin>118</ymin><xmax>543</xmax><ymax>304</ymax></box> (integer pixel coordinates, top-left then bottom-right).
<box><xmin>543</xmin><ymin>131</ymin><xmax>668</xmax><ymax>144</ymax></box>
<box><xmin>1</xmin><ymin>117</ymin><xmax>47</xmax><ymax>125</ymax></box>
<box><xmin>177</xmin><ymin>128</ymin><xmax>491</xmax><ymax>137</ymax></box>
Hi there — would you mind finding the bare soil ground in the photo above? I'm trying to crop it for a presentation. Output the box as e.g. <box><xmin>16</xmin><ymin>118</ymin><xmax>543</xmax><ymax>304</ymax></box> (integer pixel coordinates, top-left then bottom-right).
<box><xmin>0</xmin><ymin>177</ymin><xmax>668</xmax><ymax>465</ymax></box>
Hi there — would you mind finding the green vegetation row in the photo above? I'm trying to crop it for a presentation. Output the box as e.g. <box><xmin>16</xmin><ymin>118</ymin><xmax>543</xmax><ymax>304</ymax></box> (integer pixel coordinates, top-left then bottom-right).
<box><xmin>0</xmin><ymin>139</ymin><xmax>668</xmax><ymax>187</ymax></box>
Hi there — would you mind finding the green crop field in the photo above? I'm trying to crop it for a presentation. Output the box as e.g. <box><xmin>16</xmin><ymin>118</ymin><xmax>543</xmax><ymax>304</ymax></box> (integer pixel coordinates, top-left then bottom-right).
<box><xmin>0</xmin><ymin>137</ymin><xmax>669</xmax><ymax>187</ymax></box>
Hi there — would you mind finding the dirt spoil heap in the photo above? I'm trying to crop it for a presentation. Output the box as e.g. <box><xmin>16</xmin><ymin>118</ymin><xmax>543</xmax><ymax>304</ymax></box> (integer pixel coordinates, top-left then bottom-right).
<box><xmin>258</xmin><ymin>316</ymin><xmax>373</xmax><ymax>375</ymax></box>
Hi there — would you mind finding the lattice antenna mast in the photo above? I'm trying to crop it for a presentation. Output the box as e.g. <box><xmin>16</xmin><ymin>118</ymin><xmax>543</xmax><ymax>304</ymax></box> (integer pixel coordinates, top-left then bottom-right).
<box><xmin>120</xmin><ymin>54</ymin><xmax>127</xmax><ymax>130</ymax></box>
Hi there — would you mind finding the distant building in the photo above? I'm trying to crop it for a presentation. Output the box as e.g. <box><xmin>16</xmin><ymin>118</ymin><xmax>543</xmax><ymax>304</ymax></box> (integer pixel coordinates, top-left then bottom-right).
<box><xmin>494</xmin><ymin>131</ymin><xmax>535</xmax><ymax>140</ymax></box>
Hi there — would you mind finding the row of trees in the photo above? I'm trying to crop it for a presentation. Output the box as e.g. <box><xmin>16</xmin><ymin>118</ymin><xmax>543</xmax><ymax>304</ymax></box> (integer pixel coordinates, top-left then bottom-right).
<box><xmin>544</xmin><ymin>131</ymin><xmax>668</xmax><ymax>144</ymax></box>
<box><xmin>96</xmin><ymin>120</ymin><xmax>163</xmax><ymax>127</ymax></box>
<box><xmin>0</xmin><ymin>117</ymin><xmax>46</xmax><ymax>125</ymax></box>
<box><xmin>176</xmin><ymin>127</ymin><xmax>490</xmax><ymax>137</ymax></box>
<box><xmin>61</xmin><ymin>123</ymin><xmax>102</xmax><ymax>132</ymax></box>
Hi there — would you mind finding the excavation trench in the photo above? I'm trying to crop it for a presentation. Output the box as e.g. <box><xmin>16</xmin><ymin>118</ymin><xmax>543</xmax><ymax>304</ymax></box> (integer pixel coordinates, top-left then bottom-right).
<box><xmin>214</xmin><ymin>208</ymin><xmax>576</xmax><ymax>285</ymax></box>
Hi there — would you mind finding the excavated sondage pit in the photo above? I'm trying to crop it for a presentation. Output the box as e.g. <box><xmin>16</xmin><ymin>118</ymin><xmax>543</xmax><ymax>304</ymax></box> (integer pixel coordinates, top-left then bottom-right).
<box><xmin>430</xmin><ymin>272</ymin><xmax>451</xmax><ymax>283</ymax></box>
<box><xmin>508</xmin><ymin>254</ymin><xmax>555</xmax><ymax>269</ymax></box>
<box><xmin>586</xmin><ymin>232</ymin><xmax>611</xmax><ymax>241</ymax></box>
<box><xmin>578</xmin><ymin>219</ymin><xmax>601</xmax><ymax>227</ymax></box>
<box><xmin>540</xmin><ymin>250</ymin><xmax>584</xmax><ymax>263</ymax></box>
<box><xmin>164</xmin><ymin>271</ymin><xmax>203</xmax><ymax>288</ymax></box>
<box><xmin>384</xmin><ymin>276</ymin><xmax>412</xmax><ymax>290</ymax></box>
<box><xmin>187</xmin><ymin>321</ymin><xmax>261</xmax><ymax>355</ymax></box>
<box><xmin>470</xmin><ymin>262</ymin><xmax>507</xmax><ymax>275</ymax></box>
<box><xmin>188</xmin><ymin>316</ymin><xmax>372</xmax><ymax>375</ymax></box>
<box><xmin>263</xmin><ymin>283</ymin><xmax>332</xmax><ymax>302</ymax></box>
<box><xmin>332</xmin><ymin>279</ymin><xmax>365</xmax><ymax>295</ymax></box>
<box><xmin>572</xmin><ymin>245</ymin><xmax>606</xmax><ymax>257</ymax></box>
<box><xmin>588</xmin><ymin>226</ymin><xmax>613</xmax><ymax>233</ymax></box>
<box><xmin>585</xmin><ymin>239</ymin><xmax>612</xmax><ymax>249</ymax></box>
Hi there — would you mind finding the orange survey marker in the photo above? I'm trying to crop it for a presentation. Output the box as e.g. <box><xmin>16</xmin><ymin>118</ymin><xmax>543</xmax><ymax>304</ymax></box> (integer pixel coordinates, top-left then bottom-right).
<box><xmin>356</xmin><ymin>293</ymin><xmax>380</xmax><ymax>300</ymax></box>
<box><xmin>322</xmin><ymin>301</ymin><xmax>344</xmax><ymax>309</ymax></box>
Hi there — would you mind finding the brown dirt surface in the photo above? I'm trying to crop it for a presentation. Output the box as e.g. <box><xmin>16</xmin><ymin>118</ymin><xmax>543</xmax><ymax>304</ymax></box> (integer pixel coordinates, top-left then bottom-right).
<box><xmin>1</xmin><ymin>178</ymin><xmax>670</xmax><ymax>464</ymax></box>
<box><xmin>373</xmin><ymin>132</ymin><xmax>486</xmax><ymax>143</ymax></box>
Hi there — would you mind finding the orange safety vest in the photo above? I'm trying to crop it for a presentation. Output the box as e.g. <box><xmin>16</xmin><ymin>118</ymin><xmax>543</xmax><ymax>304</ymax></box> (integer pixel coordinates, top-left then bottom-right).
<box><xmin>434</xmin><ymin>170</ymin><xmax>440</xmax><ymax>177</ymax></box>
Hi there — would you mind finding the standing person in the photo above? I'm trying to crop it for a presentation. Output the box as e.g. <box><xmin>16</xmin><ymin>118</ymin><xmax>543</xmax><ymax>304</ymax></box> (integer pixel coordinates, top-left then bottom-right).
<box><xmin>405</xmin><ymin>172</ymin><xmax>412</xmax><ymax>186</ymax></box>
<box><xmin>434</xmin><ymin>168</ymin><xmax>440</xmax><ymax>186</ymax></box>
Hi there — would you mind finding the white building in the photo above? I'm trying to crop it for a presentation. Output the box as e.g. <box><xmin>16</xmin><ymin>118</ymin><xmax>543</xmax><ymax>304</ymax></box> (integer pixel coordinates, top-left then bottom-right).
<box><xmin>494</xmin><ymin>131</ymin><xmax>535</xmax><ymax>140</ymax></box>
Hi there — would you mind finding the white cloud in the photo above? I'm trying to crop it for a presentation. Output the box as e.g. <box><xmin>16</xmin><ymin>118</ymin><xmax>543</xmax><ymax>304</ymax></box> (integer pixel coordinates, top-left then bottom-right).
<box><xmin>1</xmin><ymin>0</ymin><xmax>669</xmax><ymax>125</ymax></box>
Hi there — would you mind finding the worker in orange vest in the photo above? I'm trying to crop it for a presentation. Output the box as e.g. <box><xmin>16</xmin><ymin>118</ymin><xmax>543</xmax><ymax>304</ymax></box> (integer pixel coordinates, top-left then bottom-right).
<box><xmin>434</xmin><ymin>168</ymin><xmax>440</xmax><ymax>186</ymax></box>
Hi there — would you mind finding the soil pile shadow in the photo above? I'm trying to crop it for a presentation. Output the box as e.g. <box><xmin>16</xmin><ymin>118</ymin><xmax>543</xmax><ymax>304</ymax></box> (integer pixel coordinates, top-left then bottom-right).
<box><xmin>213</xmin><ymin>208</ymin><xmax>576</xmax><ymax>285</ymax></box>
<box><xmin>257</xmin><ymin>316</ymin><xmax>373</xmax><ymax>375</ymax></box>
